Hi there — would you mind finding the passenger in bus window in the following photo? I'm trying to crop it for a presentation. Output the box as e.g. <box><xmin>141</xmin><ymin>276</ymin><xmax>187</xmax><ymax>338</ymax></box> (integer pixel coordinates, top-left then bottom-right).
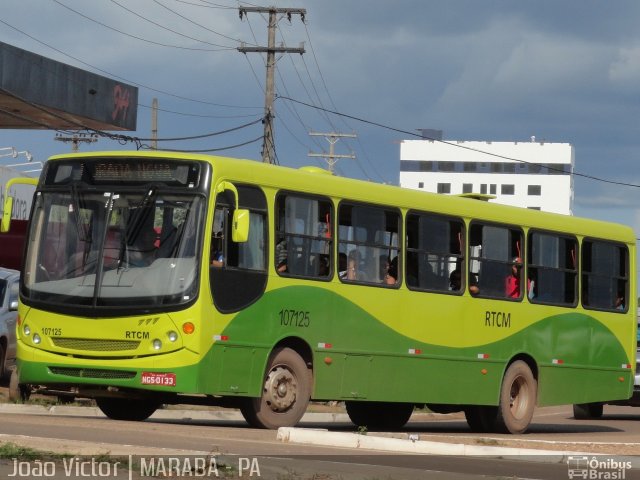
<box><xmin>129</xmin><ymin>228</ymin><xmax>157</xmax><ymax>267</ymax></box>
<box><xmin>505</xmin><ymin>257</ymin><xmax>529</xmax><ymax>299</ymax></box>
<box><xmin>385</xmin><ymin>256</ymin><xmax>398</xmax><ymax>285</ymax></box>
<box><xmin>275</xmin><ymin>238</ymin><xmax>288</xmax><ymax>273</ymax></box>
<box><xmin>346</xmin><ymin>250</ymin><xmax>360</xmax><ymax>280</ymax></box>
<box><xmin>338</xmin><ymin>252</ymin><xmax>348</xmax><ymax>279</ymax></box>
<box><xmin>449</xmin><ymin>269</ymin><xmax>461</xmax><ymax>291</ymax></box>
<box><xmin>615</xmin><ymin>292</ymin><xmax>625</xmax><ymax>310</ymax></box>
<box><xmin>469</xmin><ymin>272</ymin><xmax>480</xmax><ymax>295</ymax></box>
<box><xmin>211</xmin><ymin>231</ymin><xmax>224</xmax><ymax>268</ymax></box>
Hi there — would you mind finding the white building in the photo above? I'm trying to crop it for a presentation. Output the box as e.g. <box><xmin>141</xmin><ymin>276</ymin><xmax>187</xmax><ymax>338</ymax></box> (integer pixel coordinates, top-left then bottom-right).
<box><xmin>399</xmin><ymin>136</ymin><xmax>574</xmax><ymax>215</ymax></box>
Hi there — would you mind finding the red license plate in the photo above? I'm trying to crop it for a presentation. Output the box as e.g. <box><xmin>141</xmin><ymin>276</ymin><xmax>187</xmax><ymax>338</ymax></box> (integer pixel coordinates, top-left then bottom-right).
<box><xmin>141</xmin><ymin>372</ymin><xmax>176</xmax><ymax>387</ymax></box>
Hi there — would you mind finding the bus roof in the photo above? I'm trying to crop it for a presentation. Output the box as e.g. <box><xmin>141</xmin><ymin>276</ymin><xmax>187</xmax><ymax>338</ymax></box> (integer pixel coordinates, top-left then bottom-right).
<box><xmin>46</xmin><ymin>150</ymin><xmax>636</xmax><ymax>244</ymax></box>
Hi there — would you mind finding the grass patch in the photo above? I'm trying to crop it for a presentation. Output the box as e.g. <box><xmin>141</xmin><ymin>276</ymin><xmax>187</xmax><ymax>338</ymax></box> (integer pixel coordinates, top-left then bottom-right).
<box><xmin>0</xmin><ymin>442</ymin><xmax>70</xmax><ymax>461</ymax></box>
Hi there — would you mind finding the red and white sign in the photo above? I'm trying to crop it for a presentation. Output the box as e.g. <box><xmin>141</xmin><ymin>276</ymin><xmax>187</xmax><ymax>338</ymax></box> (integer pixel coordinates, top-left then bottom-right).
<box><xmin>141</xmin><ymin>372</ymin><xmax>176</xmax><ymax>387</ymax></box>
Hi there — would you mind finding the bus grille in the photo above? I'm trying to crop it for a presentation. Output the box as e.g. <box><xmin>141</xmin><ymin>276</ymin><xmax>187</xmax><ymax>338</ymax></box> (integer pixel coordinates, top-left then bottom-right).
<box><xmin>51</xmin><ymin>338</ymin><xmax>140</xmax><ymax>351</ymax></box>
<box><xmin>49</xmin><ymin>367</ymin><xmax>136</xmax><ymax>380</ymax></box>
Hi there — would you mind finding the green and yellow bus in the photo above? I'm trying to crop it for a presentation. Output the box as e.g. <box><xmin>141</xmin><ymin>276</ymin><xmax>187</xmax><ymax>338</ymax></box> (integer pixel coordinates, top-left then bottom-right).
<box><xmin>4</xmin><ymin>151</ymin><xmax>636</xmax><ymax>434</ymax></box>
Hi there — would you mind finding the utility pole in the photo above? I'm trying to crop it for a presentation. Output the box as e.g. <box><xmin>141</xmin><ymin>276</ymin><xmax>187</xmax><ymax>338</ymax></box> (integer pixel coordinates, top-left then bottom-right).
<box><xmin>308</xmin><ymin>132</ymin><xmax>357</xmax><ymax>173</ymax></box>
<box><xmin>54</xmin><ymin>133</ymin><xmax>98</xmax><ymax>152</ymax></box>
<box><xmin>151</xmin><ymin>98</ymin><xmax>158</xmax><ymax>150</ymax></box>
<box><xmin>238</xmin><ymin>7</ymin><xmax>306</xmax><ymax>164</ymax></box>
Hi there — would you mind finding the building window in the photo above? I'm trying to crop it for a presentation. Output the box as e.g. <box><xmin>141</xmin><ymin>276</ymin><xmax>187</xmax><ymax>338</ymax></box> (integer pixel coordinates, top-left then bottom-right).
<box><xmin>437</xmin><ymin>183</ymin><xmax>451</xmax><ymax>194</ymax></box>
<box><xmin>463</xmin><ymin>162</ymin><xmax>477</xmax><ymax>172</ymax></box>
<box><xmin>501</xmin><ymin>184</ymin><xmax>515</xmax><ymax>195</ymax></box>
<box><xmin>528</xmin><ymin>185</ymin><xmax>542</xmax><ymax>196</ymax></box>
<box><xmin>480</xmin><ymin>184</ymin><xmax>487</xmax><ymax>194</ymax></box>
<box><xmin>490</xmin><ymin>184</ymin><xmax>497</xmax><ymax>195</ymax></box>
<box><xmin>418</xmin><ymin>182</ymin><xmax>424</xmax><ymax>189</ymax></box>
<box><xmin>437</xmin><ymin>161</ymin><xmax>456</xmax><ymax>172</ymax></box>
<box><xmin>419</xmin><ymin>161</ymin><xmax>433</xmax><ymax>172</ymax></box>
<box><xmin>462</xmin><ymin>183</ymin><xmax>473</xmax><ymax>194</ymax></box>
<box><xmin>503</xmin><ymin>163</ymin><xmax>515</xmax><ymax>173</ymax></box>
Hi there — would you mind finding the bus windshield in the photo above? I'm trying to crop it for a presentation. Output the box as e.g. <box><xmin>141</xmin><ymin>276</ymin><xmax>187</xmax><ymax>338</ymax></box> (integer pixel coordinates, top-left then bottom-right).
<box><xmin>22</xmin><ymin>188</ymin><xmax>204</xmax><ymax>312</ymax></box>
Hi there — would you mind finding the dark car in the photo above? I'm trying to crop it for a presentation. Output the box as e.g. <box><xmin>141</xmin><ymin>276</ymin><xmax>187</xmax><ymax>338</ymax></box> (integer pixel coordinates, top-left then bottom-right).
<box><xmin>0</xmin><ymin>267</ymin><xmax>19</xmax><ymax>379</ymax></box>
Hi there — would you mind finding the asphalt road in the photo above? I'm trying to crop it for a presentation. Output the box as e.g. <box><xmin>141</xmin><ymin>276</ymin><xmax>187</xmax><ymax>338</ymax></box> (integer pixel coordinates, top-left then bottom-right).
<box><xmin>0</xmin><ymin>402</ymin><xmax>639</xmax><ymax>480</ymax></box>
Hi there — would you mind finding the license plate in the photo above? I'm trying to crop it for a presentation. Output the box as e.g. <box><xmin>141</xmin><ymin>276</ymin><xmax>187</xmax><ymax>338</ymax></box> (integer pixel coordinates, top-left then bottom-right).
<box><xmin>141</xmin><ymin>372</ymin><xmax>176</xmax><ymax>387</ymax></box>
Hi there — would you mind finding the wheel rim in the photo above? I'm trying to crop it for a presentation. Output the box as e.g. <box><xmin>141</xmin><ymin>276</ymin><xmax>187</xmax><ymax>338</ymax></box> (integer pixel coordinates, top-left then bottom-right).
<box><xmin>263</xmin><ymin>366</ymin><xmax>297</xmax><ymax>412</ymax></box>
<box><xmin>509</xmin><ymin>375</ymin><xmax>530</xmax><ymax>420</ymax></box>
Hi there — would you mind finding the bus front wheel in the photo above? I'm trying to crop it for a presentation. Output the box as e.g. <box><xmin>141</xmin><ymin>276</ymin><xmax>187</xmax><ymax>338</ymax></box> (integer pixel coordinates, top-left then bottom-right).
<box><xmin>96</xmin><ymin>397</ymin><xmax>159</xmax><ymax>421</ymax></box>
<box><xmin>8</xmin><ymin>370</ymin><xmax>31</xmax><ymax>402</ymax></box>
<box><xmin>240</xmin><ymin>347</ymin><xmax>311</xmax><ymax>429</ymax></box>
<box><xmin>495</xmin><ymin>360</ymin><xmax>537</xmax><ymax>434</ymax></box>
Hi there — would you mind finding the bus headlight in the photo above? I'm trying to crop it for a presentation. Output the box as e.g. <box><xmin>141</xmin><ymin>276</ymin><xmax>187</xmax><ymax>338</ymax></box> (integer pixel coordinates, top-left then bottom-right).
<box><xmin>23</xmin><ymin>325</ymin><xmax>31</xmax><ymax>336</ymax></box>
<box><xmin>33</xmin><ymin>334</ymin><xmax>41</xmax><ymax>345</ymax></box>
<box><xmin>152</xmin><ymin>339</ymin><xmax>162</xmax><ymax>350</ymax></box>
<box><xmin>167</xmin><ymin>331</ymin><xmax>178</xmax><ymax>342</ymax></box>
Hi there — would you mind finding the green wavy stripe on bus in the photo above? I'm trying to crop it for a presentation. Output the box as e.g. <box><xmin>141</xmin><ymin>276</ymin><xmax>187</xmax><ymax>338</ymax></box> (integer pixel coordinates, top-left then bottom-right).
<box><xmin>221</xmin><ymin>285</ymin><xmax>631</xmax><ymax>367</ymax></box>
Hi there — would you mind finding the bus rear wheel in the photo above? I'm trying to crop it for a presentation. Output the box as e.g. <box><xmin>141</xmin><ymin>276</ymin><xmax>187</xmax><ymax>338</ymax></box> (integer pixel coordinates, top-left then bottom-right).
<box><xmin>240</xmin><ymin>347</ymin><xmax>311</xmax><ymax>429</ymax></box>
<box><xmin>573</xmin><ymin>403</ymin><xmax>603</xmax><ymax>419</ymax></box>
<box><xmin>346</xmin><ymin>401</ymin><xmax>414</xmax><ymax>430</ymax></box>
<box><xmin>464</xmin><ymin>405</ymin><xmax>498</xmax><ymax>433</ymax></box>
<box><xmin>96</xmin><ymin>397</ymin><xmax>159</xmax><ymax>421</ymax></box>
<box><xmin>495</xmin><ymin>360</ymin><xmax>537</xmax><ymax>434</ymax></box>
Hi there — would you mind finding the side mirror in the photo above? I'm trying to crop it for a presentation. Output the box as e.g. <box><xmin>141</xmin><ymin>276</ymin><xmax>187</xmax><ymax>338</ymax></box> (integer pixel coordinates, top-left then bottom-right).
<box><xmin>232</xmin><ymin>209</ymin><xmax>250</xmax><ymax>243</ymax></box>
<box><xmin>216</xmin><ymin>181</ymin><xmax>250</xmax><ymax>243</ymax></box>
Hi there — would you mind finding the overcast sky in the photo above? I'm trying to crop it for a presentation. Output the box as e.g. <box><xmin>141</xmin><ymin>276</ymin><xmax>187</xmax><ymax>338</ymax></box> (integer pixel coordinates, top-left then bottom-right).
<box><xmin>2</xmin><ymin>0</ymin><xmax>640</xmax><ymax>236</ymax></box>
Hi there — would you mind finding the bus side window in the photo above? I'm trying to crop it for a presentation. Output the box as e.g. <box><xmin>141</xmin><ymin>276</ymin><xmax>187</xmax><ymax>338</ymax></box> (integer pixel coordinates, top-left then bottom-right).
<box><xmin>338</xmin><ymin>203</ymin><xmax>400</xmax><ymax>286</ymax></box>
<box><xmin>469</xmin><ymin>222</ymin><xmax>523</xmax><ymax>299</ymax></box>
<box><xmin>528</xmin><ymin>231</ymin><xmax>577</xmax><ymax>306</ymax></box>
<box><xmin>275</xmin><ymin>193</ymin><xmax>332</xmax><ymax>279</ymax></box>
<box><xmin>405</xmin><ymin>212</ymin><xmax>464</xmax><ymax>293</ymax></box>
<box><xmin>581</xmin><ymin>239</ymin><xmax>628</xmax><ymax>312</ymax></box>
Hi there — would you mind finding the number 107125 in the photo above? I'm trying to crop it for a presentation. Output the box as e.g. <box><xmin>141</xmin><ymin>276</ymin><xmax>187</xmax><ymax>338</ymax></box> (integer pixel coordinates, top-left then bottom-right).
<box><xmin>279</xmin><ymin>309</ymin><xmax>310</xmax><ymax>327</ymax></box>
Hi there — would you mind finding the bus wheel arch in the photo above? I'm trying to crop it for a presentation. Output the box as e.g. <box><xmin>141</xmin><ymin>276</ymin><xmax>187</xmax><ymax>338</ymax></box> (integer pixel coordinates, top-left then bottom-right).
<box><xmin>240</xmin><ymin>341</ymin><xmax>312</xmax><ymax>429</ymax></box>
<box><xmin>495</xmin><ymin>356</ymin><xmax>538</xmax><ymax>434</ymax></box>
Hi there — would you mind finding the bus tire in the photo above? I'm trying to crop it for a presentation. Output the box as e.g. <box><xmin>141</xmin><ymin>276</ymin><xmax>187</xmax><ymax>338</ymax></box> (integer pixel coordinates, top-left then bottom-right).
<box><xmin>345</xmin><ymin>401</ymin><xmax>414</xmax><ymax>430</ymax></box>
<box><xmin>240</xmin><ymin>347</ymin><xmax>311</xmax><ymax>429</ymax></box>
<box><xmin>96</xmin><ymin>398</ymin><xmax>159</xmax><ymax>421</ymax></box>
<box><xmin>464</xmin><ymin>405</ymin><xmax>498</xmax><ymax>433</ymax></box>
<box><xmin>573</xmin><ymin>403</ymin><xmax>603</xmax><ymax>419</ymax></box>
<box><xmin>8</xmin><ymin>370</ymin><xmax>30</xmax><ymax>402</ymax></box>
<box><xmin>495</xmin><ymin>360</ymin><xmax>537</xmax><ymax>434</ymax></box>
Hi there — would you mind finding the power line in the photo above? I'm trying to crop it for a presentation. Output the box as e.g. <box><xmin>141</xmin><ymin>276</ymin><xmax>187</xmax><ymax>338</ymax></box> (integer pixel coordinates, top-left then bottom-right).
<box><xmin>109</xmin><ymin>0</ymin><xmax>235</xmax><ymax>48</ymax></box>
<box><xmin>278</xmin><ymin>95</ymin><xmax>640</xmax><ymax>189</ymax></box>
<box><xmin>52</xmin><ymin>0</ymin><xmax>232</xmax><ymax>51</ymax></box>
<box><xmin>152</xmin><ymin>0</ymin><xmax>249</xmax><ymax>45</ymax></box>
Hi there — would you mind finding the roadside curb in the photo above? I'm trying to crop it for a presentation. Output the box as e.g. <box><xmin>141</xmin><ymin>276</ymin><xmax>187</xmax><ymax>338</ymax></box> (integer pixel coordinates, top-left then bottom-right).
<box><xmin>277</xmin><ymin>427</ymin><xmax>599</xmax><ymax>461</ymax></box>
